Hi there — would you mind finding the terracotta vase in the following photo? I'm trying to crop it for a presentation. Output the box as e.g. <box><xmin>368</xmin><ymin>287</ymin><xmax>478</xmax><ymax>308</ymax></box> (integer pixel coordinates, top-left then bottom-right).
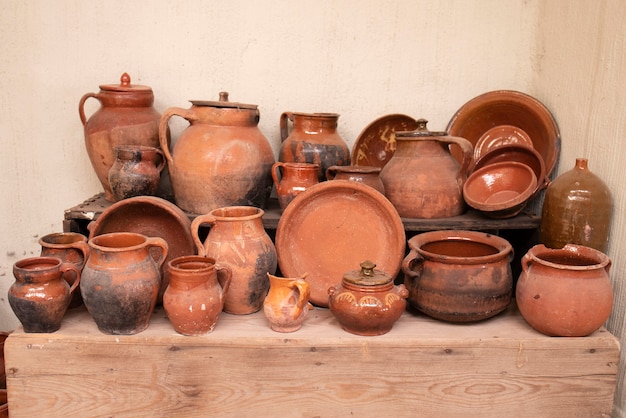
<box><xmin>380</xmin><ymin>119</ymin><xmax>473</xmax><ymax>218</ymax></box>
<box><xmin>271</xmin><ymin>162</ymin><xmax>319</xmax><ymax>210</ymax></box>
<box><xmin>540</xmin><ymin>158</ymin><xmax>612</xmax><ymax>253</ymax></box>
<box><xmin>279</xmin><ymin>112</ymin><xmax>350</xmax><ymax>182</ymax></box>
<box><xmin>79</xmin><ymin>73</ymin><xmax>163</xmax><ymax>202</ymax></box>
<box><xmin>159</xmin><ymin>92</ymin><xmax>275</xmax><ymax>214</ymax></box>
<box><xmin>163</xmin><ymin>256</ymin><xmax>232</xmax><ymax>336</ymax></box>
<box><xmin>191</xmin><ymin>206</ymin><xmax>277</xmax><ymax>315</ymax></box>
<box><xmin>263</xmin><ymin>273</ymin><xmax>311</xmax><ymax>332</ymax></box>
<box><xmin>516</xmin><ymin>244</ymin><xmax>614</xmax><ymax>337</ymax></box>
<box><xmin>328</xmin><ymin>260</ymin><xmax>408</xmax><ymax>336</ymax></box>
<box><xmin>81</xmin><ymin>232</ymin><xmax>168</xmax><ymax>335</ymax></box>
<box><xmin>108</xmin><ymin>145</ymin><xmax>165</xmax><ymax>201</ymax></box>
<box><xmin>326</xmin><ymin>165</ymin><xmax>385</xmax><ymax>195</ymax></box>
<box><xmin>8</xmin><ymin>257</ymin><xmax>80</xmax><ymax>333</ymax></box>
<box><xmin>402</xmin><ymin>230</ymin><xmax>513</xmax><ymax>322</ymax></box>
<box><xmin>39</xmin><ymin>232</ymin><xmax>90</xmax><ymax>309</ymax></box>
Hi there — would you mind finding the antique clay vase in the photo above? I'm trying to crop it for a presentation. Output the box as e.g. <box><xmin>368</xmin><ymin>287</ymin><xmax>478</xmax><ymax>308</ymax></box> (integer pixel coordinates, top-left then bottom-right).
<box><xmin>279</xmin><ymin>112</ymin><xmax>350</xmax><ymax>182</ymax></box>
<box><xmin>163</xmin><ymin>256</ymin><xmax>232</xmax><ymax>336</ymax></box>
<box><xmin>192</xmin><ymin>206</ymin><xmax>277</xmax><ymax>314</ymax></box>
<box><xmin>328</xmin><ymin>260</ymin><xmax>408</xmax><ymax>336</ymax></box>
<box><xmin>540</xmin><ymin>158</ymin><xmax>612</xmax><ymax>253</ymax></box>
<box><xmin>271</xmin><ymin>162</ymin><xmax>319</xmax><ymax>210</ymax></box>
<box><xmin>326</xmin><ymin>165</ymin><xmax>385</xmax><ymax>195</ymax></box>
<box><xmin>108</xmin><ymin>145</ymin><xmax>165</xmax><ymax>201</ymax></box>
<box><xmin>9</xmin><ymin>256</ymin><xmax>81</xmax><ymax>333</ymax></box>
<box><xmin>516</xmin><ymin>244</ymin><xmax>614</xmax><ymax>337</ymax></box>
<box><xmin>79</xmin><ymin>73</ymin><xmax>163</xmax><ymax>202</ymax></box>
<box><xmin>380</xmin><ymin>119</ymin><xmax>473</xmax><ymax>218</ymax></box>
<box><xmin>402</xmin><ymin>230</ymin><xmax>513</xmax><ymax>322</ymax></box>
<box><xmin>159</xmin><ymin>92</ymin><xmax>275</xmax><ymax>214</ymax></box>
<box><xmin>81</xmin><ymin>232</ymin><xmax>168</xmax><ymax>335</ymax></box>
<box><xmin>263</xmin><ymin>273</ymin><xmax>311</xmax><ymax>332</ymax></box>
<box><xmin>39</xmin><ymin>232</ymin><xmax>90</xmax><ymax>308</ymax></box>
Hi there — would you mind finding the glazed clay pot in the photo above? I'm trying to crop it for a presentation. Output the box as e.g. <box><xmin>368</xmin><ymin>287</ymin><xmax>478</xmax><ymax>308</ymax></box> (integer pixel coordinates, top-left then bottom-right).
<box><xmin>402</xmin><ymin>230</ymin><xmax>513</xmax><ymax>322</ymax></box>
<box><xmin>380</xmin><ymin>119</ymin><xmax>473</xmax><ymax>218</ymax></box>
<box><xmin>540</xmin><ymin>158</ymin><xmax>612</xmax><ymax>253</ymax></box>
<box><xmin>159</xmin><ymin>92</ymin><xmax>275</xmax><ymax>214</ymax></box>
<box><xmin>9</xmin><ymin>257</ymin><xmax>80</xmax><ymax>333</ymax></box>
<box><xmin>108</xmin><ymin>145</ymin><xmax>165</xmax><ymax>201</ymax></box>
<box><xmin>263</xmin><ymin>273</ymin><xmax>311</xmax><ymax>333</ymax></box>
<box><xmin>163</xmin><ymin>256</ymin><xmax>232</xmax><ymax>336</ymax></box>
<box><xmin>326</xmin><ymin>165</ymin><xmax>385</xmax><ymax>195</ymax></box>
<box><xmin>328</xmin><ymin>260</ymin><xmax>408</xmax><ymax>336</ymax></box>
<box><xmin>516</xmin><ymin>244</ymin><xmax>614</xmax><ymax>337</ymax></box>
<box><xmin>81</xmin><ymin>232</ymin><xmax>168</xmax><ymax>335</ymax></box>
<box><xmin>279</xmin><ymin>112</ymin><xmax>350</xmax><ymax>182</ymax></box>
<box><xmin>192</xmin><ymin>206</ymin><xmax>277</xmax><ymax>315</ymax></box>
<box><xmin>271</xmin><ymin>162</ymin><xmax>319</xmax><ymax>210</ymax></box>
<box><xmin>79</xmin><ymin>73</ymin><xmax>163</xmax><ymax>202</ymax></box>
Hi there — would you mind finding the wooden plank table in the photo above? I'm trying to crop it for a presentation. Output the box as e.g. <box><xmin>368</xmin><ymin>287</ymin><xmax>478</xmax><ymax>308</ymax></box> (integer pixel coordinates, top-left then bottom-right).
<box><xmin>5</xmin><ymin>304</ymin><xmax>620</xmax><ymax>417</ymax></box>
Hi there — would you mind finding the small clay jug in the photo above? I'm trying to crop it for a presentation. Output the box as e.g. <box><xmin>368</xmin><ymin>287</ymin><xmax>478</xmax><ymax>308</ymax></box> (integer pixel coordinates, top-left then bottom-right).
<box><xmin>326</xmin><ymin>165</ymin><xmax>385</xmax><ymax>195</ymax></box>
<box><xmin>263</xmin><ymin>273</ymin><xmax>311</xmax><ymax>332</ymax></box>
<box><xmin>271</xmin><ymin>162</ymin><xmax>319</xmax><ymax>210</ymax></box>
<box><xmin>279</xmin><ymin>112</ymin><xmax>350</xmax><ymax>181</ymax></box>
<box><xmin>191</xmin><ymin>206</ymin><xmax>277</xmax><ymax>314</ymax></box>
<box><xmin>516</xmin><ymin>244</ymin><xmax>614</xmax><ymax>337</ymax></box>
<box><xmin>39</xmin><ymin>232</ymin><xmax>90</xmax><ymax>308</ymax></box>
<box><xmin>540</xmin><ymin>158</ymin><xmax>612</xmax><ymax>252</ymax></box>
<box><xmin>81</xmin><ymin>232</ymin><xmax>168</xmax><ymax>335</ymax></box>
<box><xmin>9</xmin><ymin>256</ymin><xmax>81</xmax><ymax>333</ymax></box>
<box><xmin>163</xmin><ymin>256</ymin><xmax>232</xmax><ymax>336</ymax></box>
<box><xmin>328</xmin><ymin>260</ymin><xmax>408</xmax><ymax>336</ymax></box>
<box><xmin>108</xmin><ymin>145</ymin><xmax>165</xmax><ymax>201</ymax></box>
<box><xmin>79</xmin><ymin>73</ymin><xmax>163</xmax><ymax>201</ymax></box>
<box><xmin>380</xmin><ymin>119</ymin><xmax>473</xmax><ymax>218</ymax></box>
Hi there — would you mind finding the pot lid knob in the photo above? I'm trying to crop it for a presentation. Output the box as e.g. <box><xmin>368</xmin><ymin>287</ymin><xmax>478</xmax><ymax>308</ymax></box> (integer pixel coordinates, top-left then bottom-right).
<box><xmin>343</xmin><ymin>260</ymin><xmax>392</xmax><ymax>286</ymax></box>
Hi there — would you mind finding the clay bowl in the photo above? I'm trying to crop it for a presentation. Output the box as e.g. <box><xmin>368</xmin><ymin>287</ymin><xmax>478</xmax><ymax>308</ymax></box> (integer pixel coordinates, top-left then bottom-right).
<box><xmin>463</xmin><ymin>161</ymin><xmax>538</xmax><ymax>219</ymax></box>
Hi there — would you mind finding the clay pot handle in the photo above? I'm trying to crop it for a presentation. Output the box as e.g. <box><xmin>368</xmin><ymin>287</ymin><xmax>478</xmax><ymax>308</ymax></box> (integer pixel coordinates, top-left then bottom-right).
<box><xmin>154</xmin><ymin>148</ymin><xmax>166</xmax><ymax>173</ymax></box>
<box><xmin>69</xmin><ymin>239</ymin><xmax>91</xmax><ymax>265</ymax></box>
<box><xmin>215</xmin><ymin>264</ymin><xmax>233</xmax><ymax>304</ymax></box>
<box><xmin>279</xmin><ymin>112</ymin><xmax>293</xmax><ymax>142</ymax></box>
<box><xmin>190</xmin><ymin>214</ymin><xmax>217</xmax><ymax>257</ymax></box>
<box><xmin>520</xmin><ymin>252</ymin><xmax>533</xmax><ymax>273</ymax></box>
<box><xmin>291</xmin><ymin>278</ymin><xmax>311</xmax><ymax>319</ymax></box>
<box><xmin>271</xmin><ymin>162</ymin><xmax>285</xmax><ymax>187</ymax></box>
<box><xmin>325</xmin><ymin>166</ymin><xmax>339</xmax><ymax>181</ymax></box>
<box><xmin>159</xmin><ymin>107</ymin><xmax>197</xmax><ymax>168</ymax></box>
<box><xmin>145</xmin><ymin>237</ymin><xmax>169</xmax><ymax>270</ymax></box>
<box><xmin>78</xmin><ymin>92</ymin><xmax>99</xmax><ymax>126</ymax></box>
<box><xmin>59</xmin><ymin>263</ymin><xmax>81</xmax><ymax>294</ymax></box>
<box><xmin>401</xmin><ymin>248</ymin><xmax>424</xmax><ymax>279</ymax></box>
<box><xmin>444</xmin><ymin>136</ymin><xmax>474</xmax><ymax>186</ymax></box>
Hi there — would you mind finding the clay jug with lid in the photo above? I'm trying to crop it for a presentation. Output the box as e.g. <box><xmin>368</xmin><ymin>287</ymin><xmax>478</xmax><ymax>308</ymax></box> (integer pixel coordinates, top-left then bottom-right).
<box><xmin>380</xmin><ymin>119</ymin><xmax>473</xmax><ymax>218</ymax></box>
<box><xmin>540</xmin><ymin>158</ymin><xmax>612</xmax><ymax>252</ymax></box>
<box><xmin>108</xmin><ymin>145</ymin><xmax>165</xmax><ymax>201</ymax></box>
<box><xmin>271</xmin><ymin>162</ymin><xmax>319</xmax><ymax>210</ymax></box>
<box><xmin>279</xmin><ymin>112</ymin><xmax>350</xmax><ymax>182</ymax></box>
<box><xmin>159</xmin><ymin>92</ymin><xmax>275</xmax><ymax>214</ymax></box>
<box><xmin>79</xmin><ymin>73</ymin><xmax>163</xmax><ymax>202</ymax></box>
<box><xmin>326</xmin><ymin>165</ymin><xmax>385</xmax><ymax>195</ymax></box>
<box><xmin>263</xmin><ymin>273</ymin><xmax>311</xmax><ymax>332</ymax></box>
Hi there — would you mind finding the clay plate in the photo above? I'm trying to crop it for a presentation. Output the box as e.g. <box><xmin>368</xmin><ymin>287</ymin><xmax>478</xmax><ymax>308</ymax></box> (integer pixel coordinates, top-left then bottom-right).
<box><xmin>351</xmin><ymin>114</ymin><xmax>419</xmax><ymax>168</ymax></box>
<box><xmin>276</xmin><ymin>180</ymin><xmax>406</xmax><ymax>307</ymax></box>
<box><xmin>473</xmin><ymin>125</ymin><xmax>533</xmax><ymax>161</ymax></box>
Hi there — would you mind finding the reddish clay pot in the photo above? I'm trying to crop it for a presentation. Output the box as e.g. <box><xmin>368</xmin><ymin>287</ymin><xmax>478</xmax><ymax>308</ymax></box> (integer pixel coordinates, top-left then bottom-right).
<box><xmin>159</xmin><ymin>92</ymin><xmax>275</xmax><ymax>214</ymax></box>
<box><xmin>108</xmin><ymin>145</ymin><xmax>165</xmax><ymax>201</ymax></box>
<box><xmin>402</xmin><ymin>230</ymin><xmax>513</xmax><ymax>322</ymax></box>
<box><xmin>163</xmin><ymin>256</ymin><xmax>232</xmax><ymax>336</ymax></box>
<box><xmin>9</xmin><ymin>257</ymin><xmax>80</xmax><ymax>333</ymax></box>
<box><xmin>271</xmin><ymin>162</ymin><xmax>319</xmax><ymax>210</ymax></box>
<box><xmin>328</xmin><ymin>260</ymin><xmax>408</xmax><ymax>336</ymax></box>
<box><xmin>326</xmin><ymin>165</ymin><xmax>385</xmax><ymax>195</ymax></box>
<box><xmin>279</xmin><ymin>112</ymin><xmax>350</xmax><ymax>182</ymax></box>
<box><xmin>81</xmin><ymin>232</ymin><xmax>168</xmax><ymax>335</ymax></box>
<box><xmin>192</xmin><ymin>206</ymin><xmax>277</xmax><ymax>315</ymax></box>
<box><xmin>516</xmin><ymin>244</ymin><xmax>614</xmax><ymax>337</ymax></box>
<box><xmin>263</xmin><ymin>273</ymin><xmax>311</xmax><ymax>333</ymax></box>
<box><xmin>380</xmin><ymin>119</ymin><xmax>473</xmax><ymax>218</ymax></box>
<box><xmin>79</xmin><ymin>73</ymin><xmax>162</xmax><ymax>202</ymax></box>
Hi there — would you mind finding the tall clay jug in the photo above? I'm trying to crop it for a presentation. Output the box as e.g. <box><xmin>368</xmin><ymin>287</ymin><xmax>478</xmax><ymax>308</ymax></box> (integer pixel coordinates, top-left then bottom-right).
<box><xmin>159</xmin><ymin>92</ymin><xmax>275</xmax><ymax>214</ymax></box>
<box><xmin>279</xmin><ymin>112</ymin><xmax>350</xmax><ymax>182</ymax></box>
<box><xmin>79</xmin><ymin>73</ymin><xmax>163</xmax><ymax>202</ymax></box>
<box><xmin>191</xmin><ymin>206</ymin><xmax>277</xmax><ymax>315</ymax></box>
<box><xmin>271</xmin><ymin>162</ymin><xmax>319</xmax><ymax>210</ymax></box>
<box><xmin>380</xmin><ymin>119</ymin><xmax>473</xmax><ymax>218</ymax></box>
<box><xmin>263</xmin><ymin>273</ymin><xmax>311</xmax><ymax>332</ymax></box>
<box><xmin>81</xmin><ymin>232</ymin><xmax>168</xmax><ymax>335</ymax></box>
<box><xmin>540</xmin><ymin>158</ymin><xmax>612</xmax><ymax>252</ymax></box>
<box><xmin>108</xmin><ymin>145</ymin><xmax>166</xmax><ymax>201</ymax></box>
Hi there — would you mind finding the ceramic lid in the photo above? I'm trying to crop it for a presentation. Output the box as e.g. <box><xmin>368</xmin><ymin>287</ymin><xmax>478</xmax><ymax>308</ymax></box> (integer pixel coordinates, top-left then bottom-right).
<box><xmin>394</xmin><ymin>119</ymin><xmax>447</xmax><ymax>138</ymax></box>
<box><xmin>99</xmin><ymin>73</ymin><xmax>153</xmax><ymax>93</ymax></box>
<box><xmin>190</xmin><ymin>92</ymin><xmax>258</xmax><ymax>110</ymax></box>
<box><xmin>343</xmin><ymin>260</ymin><xmax>393</xmax><ymax>286</ymax></box>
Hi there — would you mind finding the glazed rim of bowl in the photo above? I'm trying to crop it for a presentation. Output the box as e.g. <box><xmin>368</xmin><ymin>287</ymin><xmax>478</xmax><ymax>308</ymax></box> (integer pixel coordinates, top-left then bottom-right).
<box><xmin>407</xmin><ymin>230</ymin><xmax>513</xmax><ymax>264</ymax></box>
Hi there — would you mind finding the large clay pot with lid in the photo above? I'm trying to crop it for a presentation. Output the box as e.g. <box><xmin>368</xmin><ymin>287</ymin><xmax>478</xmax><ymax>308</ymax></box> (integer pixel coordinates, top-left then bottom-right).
<box><xmin>79</xmin><ymin>73</ymin><xmax>163</xmax><ymax>202</ymax></box>
<box><xmin>159</xmin><ymin>92</ymin><xmax>275</xmax><ymax>214</ymax></box>
<box><xmin>380</xmin><ymin>119</ymin><xmax>473</xmax><ymax>218</ymax></box>
<box><xmin>279</xmin><ymin>112</ymin><xmax>350</xmax><ymax>182</ymax></box>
